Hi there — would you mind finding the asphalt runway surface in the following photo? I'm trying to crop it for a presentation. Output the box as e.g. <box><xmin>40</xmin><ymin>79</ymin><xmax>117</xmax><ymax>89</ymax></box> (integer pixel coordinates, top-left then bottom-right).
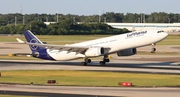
<box><xmin>0</xmin><ymin>84</ymin><xmax>180</xmax><ymax>97</ymax></box>
<box><xmin>0</xmin><ymin>56</ymin><xmax>180</xmax><ymax>74</ymax></box>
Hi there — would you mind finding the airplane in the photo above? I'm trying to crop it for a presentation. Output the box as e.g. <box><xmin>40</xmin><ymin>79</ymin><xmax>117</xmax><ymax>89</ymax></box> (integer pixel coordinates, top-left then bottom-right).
<box><xmin>17</xmin><ymin>29</ymin><xmax>168</xmax><ymax>66</ymax></box>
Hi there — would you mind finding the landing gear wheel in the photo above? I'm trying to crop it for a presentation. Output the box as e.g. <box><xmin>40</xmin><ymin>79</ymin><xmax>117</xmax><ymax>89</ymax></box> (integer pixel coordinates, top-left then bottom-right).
<box><xmin>81</xmin><ymin>57</ymin><xmax>91</xmax><ymax>66</ymax></box>
<box><xmin>151</xmin><ymin>48</ymin><xmax>156</xmax><ymax>53</ymax></box>
<box><xmin>81</xmin><ymin>62</ymin><xmax>87</xmax><ymax>66</ymax></box>
<box><xmin>104</xmin><ymin>59</ymin><xmax>110</xmax><ymax>62</ymax></box>
<box><xmin>151</xmin><ymin>43</ymin><xmax>156</xmax><ymax>53</ymax></box>
<box><xmin>99</xmin><ymin>55</ymin><xmax>110</xmax><ymax>66</ymax></box>
<box><xmin>87</xmin><ymin>59</ymin><xmax>91</xmax><ymax>63</ymax></box>
<box><xmin>99</xmin><ymin>61</ymin><xmax>105</xmax><ymax>66</ymax></box>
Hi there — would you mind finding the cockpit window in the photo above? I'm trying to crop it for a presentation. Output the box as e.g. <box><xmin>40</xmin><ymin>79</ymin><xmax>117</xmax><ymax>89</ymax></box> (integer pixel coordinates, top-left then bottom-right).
<box><xmin>157</xmin><ymin>30</ymin><xmax>164</xmax><ymax>33</ymax></box>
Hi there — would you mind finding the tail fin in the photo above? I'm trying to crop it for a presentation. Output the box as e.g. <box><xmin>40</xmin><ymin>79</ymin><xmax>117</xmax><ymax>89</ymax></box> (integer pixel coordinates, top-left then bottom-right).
<box><xmin>23</xmin><ymin>30</ymin><xmax>54</xmax><ymax>60</ymax></box>
<box><xmin>23</xmin><ymin>30</ymin><xmax>45</xmax><ymax>54</ymax></box>
<box><xmin>23</xmin><ymin>30</ymin><xmax>43</xmax><ymax>44</ymax></box>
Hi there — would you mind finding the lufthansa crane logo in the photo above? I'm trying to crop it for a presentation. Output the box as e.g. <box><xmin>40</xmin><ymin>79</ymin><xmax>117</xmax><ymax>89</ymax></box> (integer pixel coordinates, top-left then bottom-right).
<box><xmin>30</xmin><ymin>38</ymin><xmax>38</xmax><ymax>50</ymax></box>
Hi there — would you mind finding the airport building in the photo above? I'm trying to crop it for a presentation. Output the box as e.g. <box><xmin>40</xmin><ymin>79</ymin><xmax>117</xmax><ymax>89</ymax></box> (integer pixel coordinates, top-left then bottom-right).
<box><xmin>107</xmin><ymin>23</ymin><xmax>180</xmax><ymax>32</ymax></box>
<box><xmin>44</xmin><ymin>22</ymin><xmax>57</xmax><ymax>25</ymax></box>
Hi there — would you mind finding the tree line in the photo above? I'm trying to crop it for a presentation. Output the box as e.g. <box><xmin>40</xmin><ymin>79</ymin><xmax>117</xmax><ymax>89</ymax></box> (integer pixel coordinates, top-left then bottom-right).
<box><xmin>0</xmin><ymin>20</ymin><xmax>129</xmax><ymax>35</ymax></box>
<box><xmin>0</xmin><ymin>12</ymin><xmax>179</xmax><ymax>35</ymax></box>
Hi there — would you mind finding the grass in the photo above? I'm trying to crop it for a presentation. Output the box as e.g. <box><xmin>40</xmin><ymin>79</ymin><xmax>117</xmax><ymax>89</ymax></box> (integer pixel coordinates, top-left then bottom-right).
<box><xmin>0</xmin><ymin>70</ymin><xmax>180</xmax><ymax>87</ymax></box>
<box><xmin>0</xmin><ymin>35</ymin><xmax>109</xmax><ymax>44</ymax></box>
<box><xmin>157</xmin><ymin>35</ymin><xmax>180</xmax><ymax>45</ymax></box>
<box><xmin>0</xmin><ymin>56</ymin><xmax>41</xmax><ymax>60</ymax></box>
<box><xmin>0</xmin><ymin>95</ymin><xmax>37</xmax><ymax>97</ymax></box>
<box><xmin>137</xmin><ymin>51</ymin><xmax>180</xmax><ymax>55</ymax></box>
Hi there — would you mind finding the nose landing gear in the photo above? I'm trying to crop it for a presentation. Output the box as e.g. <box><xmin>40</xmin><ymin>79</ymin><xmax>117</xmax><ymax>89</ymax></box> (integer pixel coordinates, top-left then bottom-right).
<box><xmin>151</xmin><ymin>43</ymin><xmax>156</xmax><ymax>53</ymax></box>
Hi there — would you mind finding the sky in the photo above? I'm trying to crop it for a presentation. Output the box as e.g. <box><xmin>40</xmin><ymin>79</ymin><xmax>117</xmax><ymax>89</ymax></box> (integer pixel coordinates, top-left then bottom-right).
<box><xmin>0</xmin><ymin>0</ymin><xmax>180</xmax><ymax>15</ymax></box>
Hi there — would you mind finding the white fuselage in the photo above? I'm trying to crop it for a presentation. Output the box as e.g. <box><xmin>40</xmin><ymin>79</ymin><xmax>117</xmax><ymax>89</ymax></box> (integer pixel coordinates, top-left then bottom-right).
<box><xmin>47</xmin><ymin>30</ymin><xmax>168</xmax><ymax>60</ymax></box>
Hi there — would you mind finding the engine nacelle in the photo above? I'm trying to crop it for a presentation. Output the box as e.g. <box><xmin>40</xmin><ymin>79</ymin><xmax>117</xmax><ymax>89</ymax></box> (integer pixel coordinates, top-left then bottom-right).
<box><xmin>117</xmin><ymin>48</ymin><xmax>137</xmax><ymax>56</ymax></box>
<box><xmin>85</xmin><ymin>47</ymin><xmax>104</xmax><ymax>57</ymax></box>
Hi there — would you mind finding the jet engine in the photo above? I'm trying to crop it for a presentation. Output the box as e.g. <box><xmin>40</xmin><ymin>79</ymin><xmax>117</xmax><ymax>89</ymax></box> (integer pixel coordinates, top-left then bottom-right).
<box><xmin>85</xmin><ymin>47</ymin><xmax>104</xmax><ymax>57</ymax></box>
<box><xmin>117</xmin><ymin>48</ymin><xmax>137</xmax><ymax>56</ymax></box>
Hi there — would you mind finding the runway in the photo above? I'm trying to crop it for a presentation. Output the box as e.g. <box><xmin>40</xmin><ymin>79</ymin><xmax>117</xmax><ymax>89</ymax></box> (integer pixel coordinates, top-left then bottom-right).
<box><xmin>0</xmin><ymin>58</ymin><xmax>180</xmax><ymax>74</ymax></box>
<box><xmin>0</xmin><ymin>84</ymin><xmax>180</xmax><ymax>97</ymax></box>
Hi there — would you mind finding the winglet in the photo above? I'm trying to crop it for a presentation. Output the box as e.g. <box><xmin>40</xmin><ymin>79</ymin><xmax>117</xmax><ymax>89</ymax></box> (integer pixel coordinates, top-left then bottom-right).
<box><xmin>16</xmin><ymin>38</ymin><xmax>25</xmax><ymax>43</ymax></box>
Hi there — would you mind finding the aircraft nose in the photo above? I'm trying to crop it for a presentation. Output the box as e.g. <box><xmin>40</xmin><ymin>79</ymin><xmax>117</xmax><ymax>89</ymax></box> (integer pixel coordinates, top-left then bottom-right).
<box><xmin>163</xmin><ymin>32</ymin><xmax>168</xmax><ymax>38</ymax></box>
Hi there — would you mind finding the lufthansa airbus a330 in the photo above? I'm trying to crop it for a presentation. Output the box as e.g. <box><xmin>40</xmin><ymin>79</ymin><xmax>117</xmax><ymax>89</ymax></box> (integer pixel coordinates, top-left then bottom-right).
<box><xmin>17</xmin><ymin>29</ymin><xmax>168</xmax><ymax>66</ymax></box>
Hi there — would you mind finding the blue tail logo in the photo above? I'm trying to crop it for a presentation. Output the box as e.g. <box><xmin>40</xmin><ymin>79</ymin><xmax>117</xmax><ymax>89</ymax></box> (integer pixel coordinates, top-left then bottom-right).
<box><xmin>29</xmin><ymin>38</ymin><xmax>39</xmax><ymax>50</ymax></box>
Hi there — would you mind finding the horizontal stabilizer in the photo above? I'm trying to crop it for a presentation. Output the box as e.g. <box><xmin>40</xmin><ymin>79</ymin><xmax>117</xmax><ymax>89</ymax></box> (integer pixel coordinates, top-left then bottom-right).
<box><xmin>16</xmin><ymin>38</ymin><xmax>25</xmax><ymax>43</ymax></box>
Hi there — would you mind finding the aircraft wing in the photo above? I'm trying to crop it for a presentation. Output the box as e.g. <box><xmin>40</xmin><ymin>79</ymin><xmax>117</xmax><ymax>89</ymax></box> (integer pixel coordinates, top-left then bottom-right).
<box><xmin>26</xmin><ymin>42</ymin><xmax>110</xmax><ymax>54</ymax></box>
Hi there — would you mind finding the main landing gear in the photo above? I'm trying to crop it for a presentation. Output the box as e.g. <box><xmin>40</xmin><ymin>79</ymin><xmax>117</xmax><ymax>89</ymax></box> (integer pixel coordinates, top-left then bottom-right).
<box><xmin>99</xmin><ymin>55</ymin><xmax>110</xmax><ymax>66</ymax></box>
<box><xmin>81</xmin><ymin>55</ymin><xmax>110</xmax><ymax>66</ymax></box>
<box><xmin>81</xmin><ymin>57</ymin><xmax>91</xmax><ymax>66</ymax></box>
<box><xmin>151</xmin><ymin>43</ymin><xmax>156</xmax><ymax>53</ymax></box>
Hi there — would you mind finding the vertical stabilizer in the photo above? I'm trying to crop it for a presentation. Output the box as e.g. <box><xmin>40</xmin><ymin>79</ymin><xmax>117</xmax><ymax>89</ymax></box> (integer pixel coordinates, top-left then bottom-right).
<box><xmin>23</xmin><ymin>30</ymin><xmax>44</xmax><ymax>53</ymax></box>
<box><xmin>23</xmin><ymin>30</ymin><xmax>54</xmax><ymax>60</ymax></box>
